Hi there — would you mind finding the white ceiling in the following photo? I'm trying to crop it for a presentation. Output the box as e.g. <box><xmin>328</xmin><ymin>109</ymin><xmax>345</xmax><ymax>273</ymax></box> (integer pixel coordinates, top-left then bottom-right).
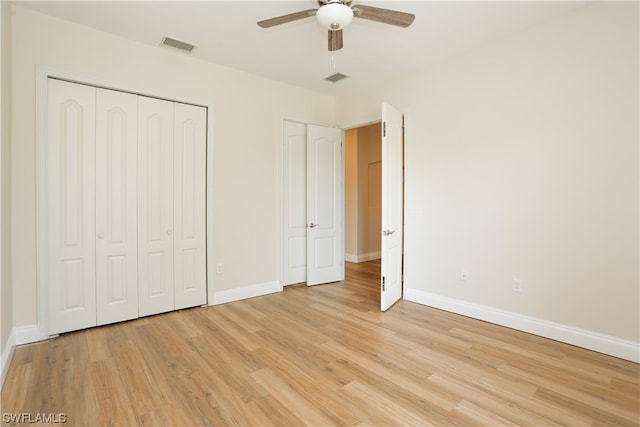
<box><xmin>16</xmin><ymin>1</ymin><xmax>587</xmax><ymax>95</ymax></box>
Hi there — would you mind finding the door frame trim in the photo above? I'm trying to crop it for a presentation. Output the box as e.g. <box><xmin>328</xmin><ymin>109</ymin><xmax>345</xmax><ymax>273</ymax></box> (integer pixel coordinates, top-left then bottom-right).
<box><xmin>34</xmin><ymin>66</ymin><xmax>215</xmax><ymax>341</ymax></box>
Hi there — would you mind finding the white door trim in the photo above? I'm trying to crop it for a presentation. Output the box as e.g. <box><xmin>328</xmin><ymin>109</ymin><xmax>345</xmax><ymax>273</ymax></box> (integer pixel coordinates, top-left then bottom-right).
<box><xmin>35</xmin><ymin>66</ymin><xmax>214</xmax><ymax>340</ymax></box>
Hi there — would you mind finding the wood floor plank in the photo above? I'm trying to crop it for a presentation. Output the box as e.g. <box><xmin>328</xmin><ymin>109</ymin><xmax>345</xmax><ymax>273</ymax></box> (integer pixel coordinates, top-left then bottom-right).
<box><xmin>500</xmin><ymin>362</ymin><xmax>639</xmax><ymax>423</ymax></box>
<box><xmin>339</xmin><ymin>380</ymin><xmax>441</xmax><ymax>426</ymax></box>
<box><xmin>428</xmin><ymin>370</ymin><xmax>593</xmax><ymax>426</ymax></box>
<box><xmin>250</xmin><ymin>368</ymin><xmax>337</xmax><ymax>426</ymax></box>
<box><xmin>428</xmin><ymin>373</ymin><xmax>562</xmax><ymax>426</ymax></box>
<box><xmin>326</xmin><ymin>354</ymin><xmax>460</xmax><ymax>425</ymax></box>
<box><xmin>250</xmin><ymin>347</ymin><xmax>360</xmax><ymax>425</ymax></box>
<box><xmin>2</xmin><ymin>260</ymin><xmax>638</xmax><ymax>426</ymax></box>
<box><xmin>450</xmin><ymin>399</ymin><xmax>518</xmax><ymax>427</ymax></box>
<box><xmin>88</xmin><ymin>358</ymin><xmax>141</xmax><ymax>426</ymax></box>
<box><xmin>212</xmin><ymin>303</ymin><xmax>264</xmax><ymax>335</ymax></box>
<box><xmin>245</xmin><ymin>395</ymin><xmax>305</xmax><ymax>427</ymax></box>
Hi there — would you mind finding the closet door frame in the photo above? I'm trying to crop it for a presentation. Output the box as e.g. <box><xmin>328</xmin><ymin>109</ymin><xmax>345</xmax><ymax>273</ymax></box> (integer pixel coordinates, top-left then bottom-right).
<box><xmin>35</xmin><ymin>67</ymin><xmax>214</xmax><ymax>340</ymax></box>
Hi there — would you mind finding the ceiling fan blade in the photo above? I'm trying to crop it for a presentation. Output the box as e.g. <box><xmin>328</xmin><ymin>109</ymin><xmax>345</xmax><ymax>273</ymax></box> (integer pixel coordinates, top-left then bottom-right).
<box><xmin>328</xmin><ymin>29</ymin><xmax>343</xmax><ymax>51</ymax></box>
<box><xmin>257</xmin><ymin>9</ymin><xmax>317</xmax><ymax>28</ymax></box>
<box><xmin>352</xmin><ymin>5</ymin><xmax>415</xmax><ymax>28</ymax></box>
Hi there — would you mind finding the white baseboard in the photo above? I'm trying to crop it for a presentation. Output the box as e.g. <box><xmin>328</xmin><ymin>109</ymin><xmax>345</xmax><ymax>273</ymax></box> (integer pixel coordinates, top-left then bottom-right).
<box><xmin>1</xmin><ymin>328</ymin><xmax>16</xmax><ymax>389</ymax></box>
<box><xmin>345</xmin><ymin>253</ymin><xmax>358</xmax><ymax>263</ymax></box>
<box><xmin>405</xmin><ymin>288</ymin><xmax>640</xmax><ymax>363</ymax></box>
<box><xmin>14</xmin><ymin>324</ymin><xmax>47</xmax><ymax>346</ymax></box>
<box><xmin>345</xmin><ymin>252</ymin><xmax>381</xmax><ymax>263</ymax></box>
<box><xmin>210</xmin><ymin>280</ymin><xmax>281</xmax><ymax>305</ymax></box>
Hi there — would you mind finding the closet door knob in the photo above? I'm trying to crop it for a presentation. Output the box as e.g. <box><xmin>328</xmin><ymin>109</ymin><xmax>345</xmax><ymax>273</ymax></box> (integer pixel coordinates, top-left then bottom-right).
<box><xmin>97</xmin><ymin>233</ymin><xmax>105</xmax><ymax>239</ymax></box>
<box><xmin>166</xmin><ymin>230</ymin><xmax>173</xmax><ymax>236</ymax></box>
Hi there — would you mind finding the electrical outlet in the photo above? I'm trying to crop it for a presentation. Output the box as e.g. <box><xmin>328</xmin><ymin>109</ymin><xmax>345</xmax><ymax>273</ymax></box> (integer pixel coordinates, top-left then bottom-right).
<box><xmin>512</xmin><ymin>278</ymin><xmax>523</xmax><ymax>293</ymax></box>
<box><xmin>461</xmin><ymin>270</ymin><xmax>469</xmax><ymax>282</ymax></box>
<box><xmin>216</xmin><ymin>263</ymin><xmax>224</xmax><ymax>275</ymax></box>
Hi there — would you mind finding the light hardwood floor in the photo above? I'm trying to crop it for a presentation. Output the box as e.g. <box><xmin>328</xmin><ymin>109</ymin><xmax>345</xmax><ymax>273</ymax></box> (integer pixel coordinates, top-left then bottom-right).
<box><xmin>2</xmin><ymin>260</ymin><xmax>639</xmax><ymax>426</ymax></box>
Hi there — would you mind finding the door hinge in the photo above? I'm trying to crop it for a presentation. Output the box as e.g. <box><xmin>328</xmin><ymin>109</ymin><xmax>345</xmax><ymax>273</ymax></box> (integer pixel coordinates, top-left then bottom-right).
<box><xmin>382</xmin><ymin>276</ymin><xmax>385</xmax><ymax>291</ymax></box>
<box><xmin>383</xmin><ymin>122</ymin><xmax>386</xmax><ymax>137</ymax></box>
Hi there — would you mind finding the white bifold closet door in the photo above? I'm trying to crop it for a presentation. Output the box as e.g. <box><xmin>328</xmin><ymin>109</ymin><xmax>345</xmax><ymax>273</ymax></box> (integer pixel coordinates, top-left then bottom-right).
<box><xmin>47</xmin><ymin>79</ymin><xmax>98</xmax><ymax>335</ymax></box>
<box><xmin>137</xmin><ymin>97</ymin><xmax>175</xmax><ymax>316</ymax></box>
<box><xmin>95</xmin><ymin>88</ymin><xmax>140</xmax><ymax>325</ymax></box>
<box><xmin>48</xmin><ymin>81</ymin><xmax>140</xmax><ymax>333</ymax></box>
<box><xmin>138</xmin><ymin>97</ymin><xmax>207</xmax><ymax>317</ymax></box>
<box><xmin>173</xmin><ymin>103</ymin><xmax>207</xmax><ymax>310</ymax></box>
<box><xmin>47</xmin><ymin>79</ymin><xmax>207</xmax><ymax>334</ymax></box>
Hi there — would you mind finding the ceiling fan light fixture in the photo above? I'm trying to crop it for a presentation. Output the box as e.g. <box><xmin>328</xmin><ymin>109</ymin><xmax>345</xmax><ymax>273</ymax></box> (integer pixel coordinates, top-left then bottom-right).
<box><xmin>316</xmin><ymin>2</ymin><xmax>353</xmax><ymax>31</ymax></box>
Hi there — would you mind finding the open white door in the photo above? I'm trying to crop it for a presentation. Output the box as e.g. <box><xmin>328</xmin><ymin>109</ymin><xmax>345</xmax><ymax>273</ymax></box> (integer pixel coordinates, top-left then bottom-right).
<box><xmin>381</xmin><ymin>102</ymin><xmax>403</xmax><ymax>311</ymax></box>
<box><xmin>306</xmin><ymin>125</ymin><xmax>344</xmax><ymax>286</ymax></box>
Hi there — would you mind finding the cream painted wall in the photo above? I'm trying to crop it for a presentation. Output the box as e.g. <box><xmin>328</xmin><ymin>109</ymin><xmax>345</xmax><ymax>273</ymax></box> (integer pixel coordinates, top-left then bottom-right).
<box><xmin>11</xmin><ymin>6</ymin><xmax>335</xmax><ymax>329</ymax></box>
<box><xmin>337</xmin><ymin>2</ymin><xmax>639</xmax><ymax>343</ymax></box>
<box><xmin>1</xmin><ymin>0</ymin><xmax>14</xmax><ymax>360</ymax></box>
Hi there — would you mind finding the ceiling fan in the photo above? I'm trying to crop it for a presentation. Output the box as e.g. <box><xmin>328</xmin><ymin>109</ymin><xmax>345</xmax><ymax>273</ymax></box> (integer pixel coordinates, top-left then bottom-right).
<box><xmin>257</xmin><ymin>0</ymin><xmax>415</xmax><ymax>51</ymax></box>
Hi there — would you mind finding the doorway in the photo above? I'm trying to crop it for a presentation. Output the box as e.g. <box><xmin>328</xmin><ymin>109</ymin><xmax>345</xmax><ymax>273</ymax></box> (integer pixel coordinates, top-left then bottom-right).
<box><xmin>344</xmin><ymin>123</ymin><xmax>383</xmax><ymax>305</ymax></box>
<box><xmin>344</xmin><ymin>102</ymin><xmax>405</xmax><ymax>311</ymax></box>
<box><xmin>344</xmin><ymin>122</ymin><xmax>382</xmax><ymax>265</ymax></box>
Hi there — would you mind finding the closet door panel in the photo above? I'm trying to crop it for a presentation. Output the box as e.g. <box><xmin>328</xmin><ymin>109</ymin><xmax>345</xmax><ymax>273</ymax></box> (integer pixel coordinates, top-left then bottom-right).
<box><xmin>47</xmin><ymin>79</ymin><xmax>97</xmax><ymax>334</ymax></box>
<box><xmin>95</xmin><ymin>88</ymin><xmax>139</xmax><ymax>325</ymax></box>
<box><xmin>138</xmin><ymin>96</ymin><xmax>175</xmax><ymax>316</ymax></box>
<box><xmin>173</xmin><ymin>103</ymin><xmax>207</xmax><ymax>309</ymax></box>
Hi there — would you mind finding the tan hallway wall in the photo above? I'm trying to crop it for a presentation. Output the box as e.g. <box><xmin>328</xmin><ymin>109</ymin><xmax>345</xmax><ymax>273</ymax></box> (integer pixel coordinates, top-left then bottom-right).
<box><xmin>345</xmin><ymin>123</ymin><xmax>382</xmax><ymax>262</ymax></box>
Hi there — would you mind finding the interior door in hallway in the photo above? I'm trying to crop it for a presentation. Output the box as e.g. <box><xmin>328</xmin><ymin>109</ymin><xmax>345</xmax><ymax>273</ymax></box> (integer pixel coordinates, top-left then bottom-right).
<box><xmin>380</xmin><ymin>102</ymin><xmax>403</xmax><ymax>311</ymax></box>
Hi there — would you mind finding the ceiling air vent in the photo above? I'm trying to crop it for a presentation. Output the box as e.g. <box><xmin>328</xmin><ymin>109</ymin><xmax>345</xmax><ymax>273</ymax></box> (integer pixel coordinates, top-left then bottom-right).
<box><xmin>161</xmin><ymin>36</ymin><xmax>196</xmax><ymax>53</ymax></box>
<box><xmin>324</xmin><ymin>72</ymin><xmax>349</xmax><ymax>83</ymax></box>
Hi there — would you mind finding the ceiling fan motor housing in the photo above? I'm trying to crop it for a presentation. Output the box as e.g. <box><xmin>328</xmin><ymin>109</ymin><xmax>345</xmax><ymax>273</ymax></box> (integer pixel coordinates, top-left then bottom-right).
<box><xmin>316</xmin><ymin>2</ymin><xmax>354</xmax><ymax>30</ymax></box>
